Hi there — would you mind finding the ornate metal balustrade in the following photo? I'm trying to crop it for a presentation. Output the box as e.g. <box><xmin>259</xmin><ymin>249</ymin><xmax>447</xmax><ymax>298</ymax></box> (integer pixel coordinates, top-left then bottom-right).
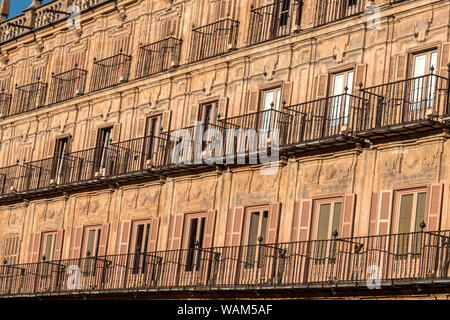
<box><xmin>357</xmin><ymin>71</ymin><xmax>449</xmax><ymax>139</ymax></box>
<box><xmin>315</xmin><ymin>0</ymin><xmax>366</xmax><ymax>26</ymax></box>
<box><xmin>189</xmin><ymin>19</ymin><xmax>239</xmax><ymax>63</ymax></box>
<box><xmin>49</xmin><ymin>67</ymin><xmax>88</xmax><ymax>104</ymax></box>
<box><xmin>90</xmin><ymin>52</ymin><xmax>132</xmax><ymax>92</ymax></box>
<box><xmin>136</xmin><ymin>37</ymin><xmax>182</xmax><ymax>79</ymax></box>
<box><xmin>0</xmin><ymin>230</ymin><xmax>449</xmax><ymax>298</ymax></box>
<box><xmin>0</xmin><ymin>91</ymin><xmax>11</xmax><ymax>118</ymax></box>
<box><xmin>9</xmin><ymin>81</ymin><xmax>48</xmax><ymax>116</ymax></box>
<box><xmin>248</xmin><ymin>0</ymin><xmax>293</xmax><ymax>45</ymax></box>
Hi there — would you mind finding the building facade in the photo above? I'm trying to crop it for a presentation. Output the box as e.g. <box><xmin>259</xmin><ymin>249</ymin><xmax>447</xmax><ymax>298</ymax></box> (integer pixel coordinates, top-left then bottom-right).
<box><xmin>0</xmin><ymin>0</ymin><xmax>448</xmax><ymax>299</ymax></box>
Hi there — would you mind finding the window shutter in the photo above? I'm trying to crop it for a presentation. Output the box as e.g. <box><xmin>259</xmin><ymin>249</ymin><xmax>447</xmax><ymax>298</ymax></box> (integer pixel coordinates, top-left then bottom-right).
<box><xmin>98</xmin><ymin>223</ymin><xmax>110</xmax><ymax>256</ymax></box>
<box><xmin>378</xmin><ymin>190</ymin><xmax>393</xmax><ymax>235</ymax></box>
<box><xmin>45</xmin><ymin>139</ymin><xmax>56</xmax><ymax>158</ymax></box>
<box><xmin>425</xmin><ymin>183</ymin><xmax>443</xmax><ymax>232</ymax></box>
<box><xmin>354</xmin><ymin>63</ymin><xmax>367</xmax><ymax>89</ymax></box>
<box><xmin>291</xmin><ymin>199</ymin><xmax>312</xmax><ymax>242</ymax></box>
<box><xmin>440</xmin><ymin>42</ymin><xmax>450</xmax><ymax>78</ymax></box>
<box><xmin>117</xmin><ymin>220</ymin><xmax>131</xmax><ymax>254</ymax></box>
<box><xmin>167</xmin><ymin>213</ymin><xmax>185</xmax><ymax>250</ymax></box>
<box><xmin>88</xmin><ymin>128</ymin><xmax>98</xmax><ymax>148</ymax></box>
<box><xmin>248</xmin><ymin>90</ymin><xmax>259</xmax><ymax>113</ymax></box>
<box><xmin>70</xmin><ymin>50</ymin><xmax>85</xmax><ymax>69</ymax></box>
<box><xmin>54</xmin><ymin>229</ymin><xmax>64</xmax><ymax>261</ymax></box>
<box><xmin>203</xmin><ymin>209</ymin><xmax>217</xmax><ymax>248</ymax></box>
<box><xmin>267</xmin><ymin>202</ymin><xmax>281</xmax><ymax>244</ymax></box>
<box><xmin>69</xmin><ymin>226</ymin><xmax>83</xmax><ymax>259</ymax></box>
<box><xmin>369</xmin><ymin>192</ymin><xmax>379</xmax><ymax>235</ymax></box>
<box><xmin>136</xmin><ymin>118</ymin><xmax>146</xmax><ymax>137</ymax></box>
<box><xmin>28</xmin><ymin>232</ymin><xmax>41</xmax><ymax>263</ymax></box>
<box><xmin>315</xmin><ymin>74</ymin><xmax>328</xmax><ymax>99</ymax></box>
<box><xmin>190</xmin><ymin>105</ymin><xmax>199</xmax><ymax>125</ymax></box>
<box><xmin>147</xmin><ymin>217</ymin><xmax>160</xmax><ymax>253</ymax></box>
<box><xmin>395</xmin><ymin>54</ymin><xmax>408</xmax><ymax>80</ymax></box>
<box><xmin>225</xmin><ymin>207</ymin><xmax>245</xmax><ymax>246</ymax></box>
<box><xmin>218</xmin><ymin>97</ymin><xmax>228</xmax><ymax>119</ymax></box>
<box><xmin>162</xmin><ymin>110</ymin><xmax>172</xmax><ymax>132</ymax></box>
<box><xmin>113</xmin><ymin>35</ymin><xmax>130</xmax><ymax>55</ymax></box>
<box><xmin>281</xmin><ymin>82</ymin><xmax>293</xmax><ymax>107</ymax></box>
<box><xmin>340</xmin><ymin>194</ymin><xmax>356</xmax><ymax>238</ymax></box>
<box><xmin>111</xmin><ymin>123</ymin><xmax>122</xmax><ymax>143</ymax></box>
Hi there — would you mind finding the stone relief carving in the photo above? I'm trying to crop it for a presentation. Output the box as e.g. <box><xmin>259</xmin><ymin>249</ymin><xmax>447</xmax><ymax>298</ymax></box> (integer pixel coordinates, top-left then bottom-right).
<box><xmin>124</xmin><ymin>190</ymin><xmax>138</xmax><ymax>208</ymax></box>
<box><xmin>422</xmin><ymin>148</ymin><xmax>440</xmax><ymax>167</ymax></box>
<box><xmin>414</xmin><ymin>13</ymin><xmax>433</xmax><ymax>42</ymax></box>
<box><xmin>263</xmin><ymin>54</ymin><xmax>279</xmax><ymax>80</ymax></box>
<box><xmin>302</xmin><ymin>164</ymin><xmax>320</xmax><ymax>184</ymax></box>
<box><xmin>333</xmin><ymin>35</ymin><xmax>349</xmax><ymax>63</ymax></box>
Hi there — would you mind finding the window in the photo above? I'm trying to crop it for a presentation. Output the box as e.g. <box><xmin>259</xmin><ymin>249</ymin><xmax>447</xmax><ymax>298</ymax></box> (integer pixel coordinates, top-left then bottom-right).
<box><xmin>411</xmin><ymin>50</ymin><xmax>438</xmax><ymax>109</ymax></box>
<box><xmin>41</xmin><ymin>232</ymin><xmax>57</xmax><ymax>262</ymax></box>
<box><xmin>394</xmin><ymin>190</ymin><xmax>427</xmax><ymax>259</ymax></box>
<box><xmin>329</xmin><ymin>70</ymin><xmax>354</xmax><ymax>126</ymax></box>
<box><xmin>184</xmin><ymin>215</ymin><xmax>206</xmax><ymax>272</ymax></box>
<box><xmin>52</xmin><ymin>137</ymin><xmax>70</xmax><ymax>183</ymax></box>
<box><xmin>96</xmin><ymin>127</ymin><xmax>112</xmax><ymax>171</ymax></box>
<box><xmin>313</xmin><ymin>199</ymin><xmax>342</xmax><ymax>264</ymax></box>
<box><xmin>130</xmin><ymin>220</ymin><xmax>151</xmax><ymax>274</ymax></box>
<box><xmin>82</xmin><ymin>226</ymin><xmax>101</xmax><ymax>274</ymax></box>
<box><xmin>244</xmin><ymin>208</ymin><xmax>269</xmax><ymax>268</ymax></box>
<box><xmin>3</xmin><ymin>236</ymin><xmax>19</xmax><ymax>265</ymax></box>
<box><xmin>144</xmin><ymin>115</ymin><xmax>162</xmax><ymax>161</ymax></box>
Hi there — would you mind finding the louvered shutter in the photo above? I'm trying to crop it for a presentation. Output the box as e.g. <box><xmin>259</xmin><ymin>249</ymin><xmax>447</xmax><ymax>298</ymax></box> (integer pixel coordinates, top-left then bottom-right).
<box><xmin>266</xmin><ymin>202</ymin><xmax>281</xmax><ymax>244</ymax></box>
<box><xmin>291</xmin><ymin>199</ymin><xmax>312</xmax><ymax>242</ymax></box>
<box><xmin>440</xmin><ymin>43</ymin><xmax>450</xmax><ymax>78</ymax></box>
<box><xmin>117</xmin><ymin>221</ymin><xmax>131</xmax><ymax>254</ymax></box>
<box><xmin>425</xmin><ymin>183</ymin><xmax>443</xmax><ymax>232</ymax></box>
<box><xmin>369</xmin><ymin>192</ymin><xmax>379</xmax><ymax>235</ymax></box>
<box><xmin>190</xmin><ymin>105</ymin><xmax>199</xmax><ymax>125</ymax></box>
<box><xmin>314</xmin><ymin>74</ymin><xmax>328</xmax><ymax>99</ymax></box>
<box><xmin>167</xmin><ymin>213</ymin><xmax>185</xmax><ymax>250</ymax></box>
<box><xmin>248</xmin><ymin>90</ymin><xmax>259</xmax><ymax>113</ymax></box>
<box><xmin>88</xmin><ymin>128</ymin><xmax>98</xmax><ymax>148</ymax></box>
<box><xmin>162</xmin><ymin>110</ymin><xmax>172</xmax><ymax>132</ymax></box>
<box><xmin>226</xmin><ymin>207</ymin><xmax>245</xmax><ymax>246</ymax></box>
<box><xmin>146</xmin><ymin>217</ymin><xmax>160</xmax><ymax>253</ymax></box>
<box><xmin>354</xmin><ymin>63</ymin><xmax>367</xmax><ymax>89</ymax></box>
<box><xmin>203</xmin><ymin>210</ymin><xmax>217</xmax><ymax>248</ymax></box>
<box><xmin>98</xmin><ymin>223</ymin><xmax>110</xmax><ymax>256</ymax></box>
<box><xmin>218</xmin><ymin>97</ymin><xmax>228</xmax><ymax>119</ymax></box>
<box><xmin>53</xmin><ymin>229</ymin><xmax>64</xmax><ymax>261</ymax></box>
<box><xmin>378</xmin><ymin>190</ymin><xmax>393</xmax><ymax>235</ymax></box>
<box><xmin>281</xmin><ymin>82</ymin><xmax>293</xmax><ymax>107</ymax></box>
<box><xmin>69</xmin><ymin>226</ymin><xmax>83</xmax><ymax>259</ymax></box>
<box><xmin>111</xmin><ymin>123</ymin><xmax>122</xmax><ymax>143</ymax></box>
<box><xmin>28</xmin><ymin>232</ymin><xmax>41</xmax><ymax>263</ymax></box>
<box><xmin>136</xmin><ymin>118</ymin><xmax>146</xmax><ymax>137</ymax></box>
<box><xmin>340</xmin><ymin>194</ymin><xmax>356</xmax><ymax>238</ymax></box>
<box><xmin>395</xmin><ymin>54</ymin><xmax>408</xmax><ymax>80</ymax></box>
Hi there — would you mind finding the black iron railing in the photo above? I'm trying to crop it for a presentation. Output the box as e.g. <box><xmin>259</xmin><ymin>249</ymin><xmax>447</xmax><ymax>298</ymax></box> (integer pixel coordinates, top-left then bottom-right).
<box><xmin>136</xmin><ymin>38</ymin><xmax>182</xmax><ymax>79</ymax></box>
<box><xmin>49</xmin><ymin>67</ymin><xmax>88</xmax><ymax>104</ymax></box>
<box><xmin>9</xmin><ymin>81</ymin><xmax>48</xmax><ymax>116</ymax></box>
<box><xmin>286</xmin><ymin>92</ymin><xmax>367</xmax><ymax>144</ymax></box>
<box><xmin>315</xmin><ymin>0</ymin><xmax>366</xmax><ymax>26</ymax></box>
<box><xmin>248</xmin><ymin>0</ymin><xmax>293</xmax><ymax>45</ymax></box>
<box><xmin>190</xmin><ymin>19</ymin><xmax>239</xmax><ymax>63</ymax></box>
<box><xmin>0</xmin><ymin>91</ymin><xmax>11</xmax><ymax>117</ymax></box>
<box><xmin>357</xmin><ymin>72</ymin><xmax>449</xmax><ymax>132</ymax></box>
<box><xmin>0</xmin><ymin>230</ymin><xmax>449</xmax><ymax>297</ymax></box>
<box><xmin>90</xmin><ymin>52</ymin><xmax>132</xmax><ymax>92</ymax></box>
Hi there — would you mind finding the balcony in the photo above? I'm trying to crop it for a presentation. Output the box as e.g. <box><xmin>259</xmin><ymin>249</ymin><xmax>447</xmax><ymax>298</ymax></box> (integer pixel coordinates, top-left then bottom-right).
<box><xmin>248</xmin><ymin>0</ymin><xmax>293</xmax><ymax>45</ymax></box>
<box><xmin>357</xmin><ymin>72</ymin><xmax>449</xmax><ymax>140</ymax></box>
<box><xmin>8</xmin><ymin>81</ymin><xmax>48</xmax><ymax>117</ymax></box>
<box><xmin>286</xmin><ymin>92</ymin><xmax>366</xmax><ymax>151</ymax></box>
<box><xmin>0</xmin><ymin>91</ymin><xmax>11</xmax><ymax>118</ymax></box>
<box><xmin>189</xmin><ymin>19</ymin><xmax>239</xmax><ymax>63</ymax></box>
<box><xmin>0</xmin><ymin>230</ymin><xmax>449</xmax><ymax>298</ymax></box>
<box><xmin>136</xmin><ymin>37</ymin><xmax>182</xmax><ymax>79</ymax></box>
<box><xmin>48</xmin><ymin>67</ymin><xmax>88</xmax><ymax>104</ymax></box>
<box><xmin>315</xmin><ymin>0</ymin><xmax>365</xmax><ymax>26</ymax></box>
<box><xmin>90</xmin><ymin>52</ymin><xmax>132</xmax><ymax>92</ymax></box>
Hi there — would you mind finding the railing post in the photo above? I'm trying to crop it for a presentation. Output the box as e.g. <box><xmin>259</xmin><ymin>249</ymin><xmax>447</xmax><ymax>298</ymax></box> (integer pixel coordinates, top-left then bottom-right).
<box><xmin>446</xmin><ymin>63</ymin><xmax>450</xmax><ymax>115</ymax></box>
